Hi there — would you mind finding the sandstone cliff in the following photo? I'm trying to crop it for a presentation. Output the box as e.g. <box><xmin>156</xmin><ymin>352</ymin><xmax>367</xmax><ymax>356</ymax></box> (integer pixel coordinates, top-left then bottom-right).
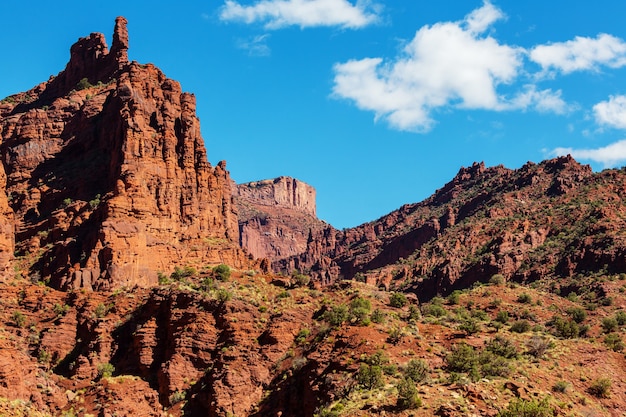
<box><xmin>0</xmin><ymin>17</ymin><xmax>246</xmax><ymax>290</ymax></box>
<box><xmin>277</xmin><ymin>157</ymin><xmax>626</xmax><ymax>299</ymax></box>
<box><xmin>235</xmin><ymin>177</ymin><xmax>329</xmax><ymax>261</ymax></box>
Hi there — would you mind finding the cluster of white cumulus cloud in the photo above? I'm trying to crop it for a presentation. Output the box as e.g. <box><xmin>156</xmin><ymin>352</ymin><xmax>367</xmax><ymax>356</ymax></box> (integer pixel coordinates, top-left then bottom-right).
<box><xmin>220</xmin><ymin>0</ymin><xmax>626</xmax><ymax>167</ymax></box>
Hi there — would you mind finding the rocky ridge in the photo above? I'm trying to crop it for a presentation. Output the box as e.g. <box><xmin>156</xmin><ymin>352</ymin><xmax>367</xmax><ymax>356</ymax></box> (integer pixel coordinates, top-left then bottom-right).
<box><xmin>278</xmin><ymin>157</ymin><xmax>626</xmax><ymax>299</ymax></box>
<box><xmin>235</xmin><ymin>176</ymin><xmax>329</xmax><ymax>261</ymax></box>
<box><xmin>0</xmin><ymin>17</ymin><xmax>247</xmax><ymax>290</ymax></box>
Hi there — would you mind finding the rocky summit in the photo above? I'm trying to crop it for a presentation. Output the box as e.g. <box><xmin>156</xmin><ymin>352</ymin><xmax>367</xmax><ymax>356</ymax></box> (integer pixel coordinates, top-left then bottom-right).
<box><xmin>0</xmin><ymin>17</ymin><xmax>246</xmax><ymax>291</ymax></box>
<box><xmin>1</xmin><ymin>18</ymin><xmax>626</xmax><ymax>417</ymax></box>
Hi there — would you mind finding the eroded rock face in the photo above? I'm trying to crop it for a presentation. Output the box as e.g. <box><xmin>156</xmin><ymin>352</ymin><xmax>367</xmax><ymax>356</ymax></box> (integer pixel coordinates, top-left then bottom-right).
<box><xmin>235</xmin><ymin>177</ymin><xmax>328</xmax><ymax>262</ymax></box>
<box><xmin>277</xmin><ymin>157</ymin><xmax>626</xmax><ymax>298</ymax></box>
<box><xmin>0</xmin><ymin>17</ymin><xmax>245</xmax><ymax>290</ymax></box>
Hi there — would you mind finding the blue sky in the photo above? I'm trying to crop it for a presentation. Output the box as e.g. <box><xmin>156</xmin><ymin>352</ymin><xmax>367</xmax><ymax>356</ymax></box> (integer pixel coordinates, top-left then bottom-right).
<box><xmin>2</xmin><ymin>1</ymin><xmax>626</xmax><ymax>228</ymax></box>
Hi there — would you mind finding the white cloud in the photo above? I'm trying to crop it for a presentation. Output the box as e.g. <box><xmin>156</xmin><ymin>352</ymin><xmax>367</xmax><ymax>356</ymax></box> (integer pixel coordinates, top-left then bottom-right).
<box><xmin>236</xmin><ymin>34</ymin><xmax>272</xmax><ymax>56</ymax></box>
<box><xmin>594</xmin><ymin>95</ymin><xmax>626</xmax><ymax>129</ymax></box>
<box><xmin>506</xmin><ymin>85</ymin><xmax>569</xmax><ymax>114</ymax></box>
<box><xmin>219</xmin><ymin>0</ymin><xmax>380</xmax><ymax>29</ymax></box>
<box><xmin>551</xmin><ymin>139</ymin><xmax>626</xmax><ymax>168</ymax></box>
<box><xmin>530</xmin><ymin>34</ymin><xmax>626</xmax><ymax>75</ymax></box>
<box><xmin>332</xmin><ymin>1</ymin><xmax>545</xmax><ymax>132</ymax></box>
<box><xmin>464</xmin><ymin>0</ymin><xmax>504</xmax><ymax>34</ymax></box>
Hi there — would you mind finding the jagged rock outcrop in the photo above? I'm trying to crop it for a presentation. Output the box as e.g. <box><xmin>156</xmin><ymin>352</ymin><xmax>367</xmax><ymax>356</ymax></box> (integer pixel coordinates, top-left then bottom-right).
<box><xmin>0</xmin><ymin>17</ymin><xmax>246</xmax><ymax>290</ymax></box>
<box><xmin>278</xmin><ymin>156</ymin><xmax>626</xmax><ymax>299</ymax></box>
<box><xmin>235</xmin><ymin>177</ymin><xmax>329</xmax><ymax>261</ymax></box>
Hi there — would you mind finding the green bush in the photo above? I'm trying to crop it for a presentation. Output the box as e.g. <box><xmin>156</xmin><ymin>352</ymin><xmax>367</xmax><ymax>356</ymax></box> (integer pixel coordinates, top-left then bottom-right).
<box><xmin>566</xmin><ymin>307</ymin><xmax>587</xmax><ymax>323</ymax></box>
<box><xmin>552</xmin><ymin>381</ymin><xmax>569</xmax><ymax>393</ymax></box>
<box><xmin>510</xmin><ymin>320</ymin><xmax>531</xmax><ymax>333</ymax></box>
<box><xmin>389</xmin><ymin>292</ymin><xmax>408</xmax><ymax>308</ymax></box>
<box><xmin>614</xmin><ymin>310</ymin><xmax>626</xmax><ymax>326</ymax></box>
<box><xmin>495</xmin><ymin>310</ymin><xmax>509</xmax><ymax>324</ymax></box>
<box><xmin>588</xmin><ymin>378</ymin><xmax>611</xmax><ymax>398</ymax></box>
<box><xmin>213</xmin><ymin>264</ymin><xmax>231</xmax><ymax>281</ymax></box>
<box><xmin>291</xmin><ymin>273</ymin><xmax>310</xmax><ymax>287</ymax></box>
<box><xmin>447</xmin><ymin>290</ymin><xmax>461</xmax><ymax>305</ymax></box>
<box><xmin>496</xmin><ymin>397</ymin><xmax>553</xmax><ymax>417</ymax></box>
<box><xmin>604</xmin><ymin>333</ymin><xmax>624</xmax><ymax>352</ymax></box>
<box><xmin>216</xmin><ymin>288</ymin><xmax>232</xmax><ymax>303</ymax></box>
<box><xmin>485</xmin><ymin>336</ymin><xmax>517</xmax><ymax>359</ymax></box>
<box><xmin>350</xmin><ymin>297</ymin><xmax>372</xmax><ymax>325</ymax></box>
<box><xmin>422</xmin><ymin>303</ymin><xmax>446</xmax><ymax>318</ymax></box>
<box><xmin>459</xmin><ymin>318</ymin><xmax>481</xmax><ymax>335</ymax></box>
<box><xmin>404</xmin><ymin>359</ymin><xmax>429</xmax><ymax>383</ymax></box>
<box><xmin>171</xmin><ymin>266</ymin><xmax>197</xmax><ymax>281</ymax></box>
<box><xmin>407</xmin><ymin>304</ymin><xmax>421</xmax><ymax>321</ymax></box>
<box><xmin>295</xmin><ymin>328</ymin><xmax>310</xmax><ymax>345</ymax></box>
<box><xmin>396</xmin><ymin>377</ymin><xmax>422</xmax><ymax>409</ymax></box>
<box><xmin>446</xmin><ymin>343</ymin><xmax>479</xmax><ymax>375</ymax></box>
<box><xmin>94</xmin><ymin>303</ymin><xmax>108</xmax><ymax>318</ymax></box>
<box><xmin>479</xmin><ymin>351</ymin><xmax>511</xmax><ymax>378</ymax></box>
<box><xmin>371</xmin><ymin>308</ymin><xmax>385</xmax><ymax>324</ymax></box>
<box><xmin>12</xmin><ymin>311</ymin><xmax>26</xmax><ymax>328</ymax></box>
<box><xmin>551</xmin><ymin>316</ymin><xmax>580</xmax><ymax>339</ymax></box>
<box><xmin>490</xmin><ymin>274</ymin><xmax>505</xmax><ymax>285</ymax></box>
<box><xmin>356</xmin><ymin>363</ymin><xmax>383</xmax><ymax>390</ymax></box>
<box><xmin>97</xmin><ymin>362</ymin><xmax>115</xmax><ymax>378</ymax></box>
<box><xmin>601</xmin><ymin>317</ymin><xmax>618</xmax><ymax>333</ymax></box>
<box><xmin>323</xmin><ymin>304</ymin><xmax>349</xmax><ymax>327</ymax></box>
<box><xmin>517</xmin><ymin>293</ymin><xmax>533</xmax><ymax>304</ymax></box>
<box><xmin>76</xmin><ymin>77</ymin><xmax>93</xmax><ymax>90</ymax></box>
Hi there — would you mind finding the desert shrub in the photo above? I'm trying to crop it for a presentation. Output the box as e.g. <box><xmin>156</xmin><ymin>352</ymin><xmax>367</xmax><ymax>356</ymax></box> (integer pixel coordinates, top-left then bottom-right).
<box><xmin>169</xmin><ymin>390</ymin><xmax>186</xmax><ymax>405</ymax></box>
<box><xmin>76</xmin><ymin>77</ymin><xmax>93</xmax><ymax>90</ymax></box>
<box><xmin>389</xmin><ymin>292</ymin><xmax>408</xmax><ymax>308</ymax></box>
<box><xmin>52</xmin><ymin>303</ymin><xmax>70</xmax><ymax>317</ymax></box>
<box><xmin>459</xmin><ymin>318</ymin><xmax>481</xmax><ymax>335</ymax></box>
<box><xmin>601</xmin><ymin>317</ymin><xmax>618</xmax><ymax>333</ymax></box>
<box><xmin>407</xmin><ymin>305</ymin><xmax>421</xmax><ymax>321</ymax></box>
<box><xmin>551</xmin><ymin>316</ymin><xmax>580</xmax><ymax>339</ymax></box>
<box><xmin>552</xmin><ymin>381</ymin><xmax>569</xmax><ymax>393</ymax></box>
<box><xmin>276</xmin><ymin>290</ymin><xmax>291</xmax><ymax>300</ymax></box>
<box><xmin>495</xmin><ymin>310</ymin><xmax>509</xmax><ymax>324</ymax></box>
<box><xmin>404</xmin><ymin>359</ymin><xmax>429</xmax><ymax>383</ymax></box>
<box><xmin>396</xmin><ymin>377</ymin><xmax>422</xmax><ymax>409</ymax></box>
<box><xmin>446</xmin><ymin>343</ymin><xmax>479</xmax><ymax>376</ymax></box>
<box><xmin>94</xmin><ymin>303</ymin><xmax>109</xmax><ymax>318</ymax></box>
<box><xmin>295</xmin><ymin>328</ymin><xmax>310</xmax><ymax>345</ymax></box>
<box><xmin>216</xmin><ymin>288</ymin><xmax>232</xmax><ymax>303</ymax></box>
<box><xmin>350</xmin><ymin>297</ymin><xmax>371</xmax><ymax>325</ymax></box>
<box><xmin>588</xmin><ymin>378</ymin><xmax>611</xmax><ymax>398</ymax></box>
<box><xmin>366</xmin><ymin>350</ymin><xmax>390</xmax><ymax>366</ymax></box>
<box><xmin>213</xmin><ymin>264</ymin><xmax>231</xmax><ymax>281</ymax></box>
<box><xmin>422</xmin><ymin>303</ymin><xmax>446</xmax><ymax>318</ymax></box>
<box><xmin>97</xmin><ymin>362</ymin><xmax>115</xmax><ymax>378</ymax></box>
<box><xmin>171</xmin><ymin>266</ymin><xmax>197</xmax><ymax>282</ymax></box>
<box><xmin>291</xmin><ymin>273</ymin><xmax>310</xmax><ymax>287</ymax></box>
<box><xmin>566</xmin><ymin>307</ymin><xmax>587</xmax><ymax>323</ymax></box>
<box><xmin>447</xmin><ymin>290</ymin><xmax>461</xmax><ymax>305</ymax></box>
<box><xmin>510</xmin><ymin>320</ymin><xmax>531</xmax><ymax>333</ymax></box>
<box><xmin>614</xmin><ymin>310</ymin><xmax>626</xmax><ymax>326</ymax></box>
<box><xmin>387</xmin><ymin>326</ymin><xmax>404</xmax><ymax>345</ymax></box>
<box><xmin>526</xmin><ymin>335</ymin><xmax>552</xmax><ymax>358</ymax></box>
<box><xmin>490</xmin><ymin>274</ymin><xmax>505</xmax><ymax>285</ymax></box>
<box><xmin>371</xmin><ymin>308</ymin><xmax>385</xmax><ymax>324</ymax></box>
<box><xmin>323</xmin><ymin>304</ymin><xmax>348</xmax><ymax>327</ymax></box>
<box><xmin>517</xmin><ymin>293</ymin><xmax>533</xmax><ymax>304</ymax></box>
<box><xmin>479</xmin><ymin>351</ymin><xmax>511</xmax><ymax>378</ymax></box>
<box><xmin>12</xmin><ymin>311</ymin><xmax>26</xmax><ymax>328</ymax></box>
<box><xmin>356</xmin><ymin>363</ymin><xmax>383</xmax><ymax>389</ymax></box>
<box><xmin>486</xmin><ymin>336</ymin><xmax>517</xmax><ymax>359</ymax></box>
<box><xmin>496</xmin><ymin>397</ymin><xmax>553</xmax><ymax>417</ymax></box>
<box><xmin>604</xmin><ymin>333</ymin><xmax>624</xmax><ymax>352</ymax></box>
<box><xmin>157</xmin><ymin>272</ymin><xmax>170</xmax><ymax>285</ymax></box>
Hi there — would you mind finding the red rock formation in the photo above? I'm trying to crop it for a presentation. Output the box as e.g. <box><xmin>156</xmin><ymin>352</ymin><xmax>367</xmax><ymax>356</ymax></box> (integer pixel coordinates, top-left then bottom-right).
<box><xmin>0</xmin><ymin>17</ymin><xmax>246</xmax><ymax>290</ymax></box>
<box><xmin>277</xmin><ymin>156</ymin><xmax>626</xmax><ymax>299</ymax></box>
<box><xmin>235</xmin><ymin>177</ymin><xmax>329</xmax><ymax>262</ymax></box>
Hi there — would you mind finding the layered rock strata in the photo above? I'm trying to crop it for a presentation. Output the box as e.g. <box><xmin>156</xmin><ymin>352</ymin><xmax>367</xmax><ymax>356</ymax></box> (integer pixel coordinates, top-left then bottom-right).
<box><xmin>235</xmin><ymin>177</ymin><xmax>328</xmax><ymax>262</ymax></box>
<box><xmin>0</xmin><ymin>17</ymin><xmax>245</xmax><ymax>290</ymax></box>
